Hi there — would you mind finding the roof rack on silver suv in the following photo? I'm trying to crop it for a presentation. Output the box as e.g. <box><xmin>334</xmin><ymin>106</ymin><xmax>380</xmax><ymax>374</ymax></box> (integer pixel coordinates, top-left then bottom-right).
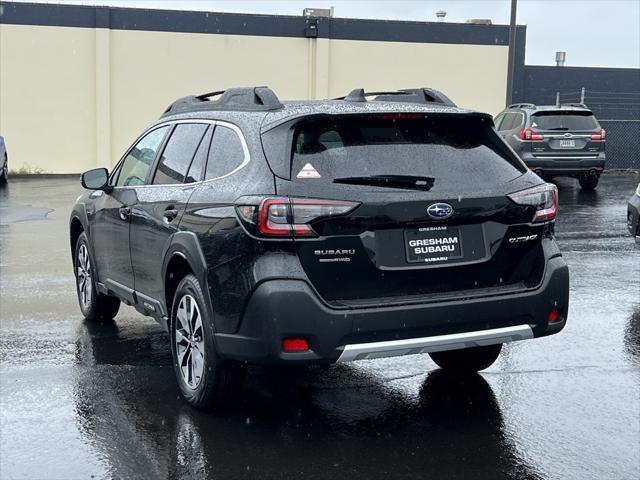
<box><xmin>561</xmin><ymin>102</ymin><xmax>589</xmax><ymax>108</ymax></box>
<box><xmin>162</xmin><ymin>86</ymin><xmax>284</xmax><ymax>116</ymax></box>
<box><xmin>507</xmin><ymin>103</ymin><xmax>536</xmax><ymax>109</ymax></box>
<box><xmin>334</xmin><ymin>88</ymin><xmax>457</xmax><ymax>107</ymax></box>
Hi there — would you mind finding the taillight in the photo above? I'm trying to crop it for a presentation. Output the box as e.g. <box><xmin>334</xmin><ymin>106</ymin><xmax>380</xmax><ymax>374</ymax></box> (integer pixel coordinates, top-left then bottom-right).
<box><xmin>257</xmin><ymin>198</ymin><xmax>291</xmax><ymax>236</ymax></box>
<box><xmin>508</xmin><ymin>183</ymin><xmax>558</xmax><ymax>223</ymax></box>
<box><xmin>236</xmin><ymin>197</ymin><xmax>360</xmax><ymax>238</ymax></box>
<box><xmin>518</xmin><ymin>128</ymin><xmax>544</xmax><ymax>141</ymax></box>
<box><xmin>591</xmin><ymin>128</ymin><xmax>606</xmax><ymax>141</ymax></box>
<box><xmin>289</xmin><ymin>198</ymin><xmax>359</xmax><ymax>236</ymax></box>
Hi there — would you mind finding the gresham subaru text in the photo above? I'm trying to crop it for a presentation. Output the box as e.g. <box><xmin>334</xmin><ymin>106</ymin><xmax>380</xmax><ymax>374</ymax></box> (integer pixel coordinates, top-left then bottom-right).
<box><xmin>70</xmin><ymin>87</ymin><xmax>569</xmax><ymax>409</ymax></box>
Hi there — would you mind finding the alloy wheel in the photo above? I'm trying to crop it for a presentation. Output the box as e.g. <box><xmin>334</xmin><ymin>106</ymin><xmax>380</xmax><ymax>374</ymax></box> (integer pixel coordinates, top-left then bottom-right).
<box><xmin>77</xmin><ymin>244</ymin><xmax>92</xmax><ymax>308</ymax></box>
<box><xmin>174</xmin><ymin>294</ymin><xmax>205</xmax><ymax>389</ymax></box>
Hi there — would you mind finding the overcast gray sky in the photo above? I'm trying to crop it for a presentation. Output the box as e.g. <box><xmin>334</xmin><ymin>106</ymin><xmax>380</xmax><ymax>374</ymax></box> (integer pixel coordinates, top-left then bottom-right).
<box><xmin>10</xmin><ymin>0</ymin><xmax>640</xmax><ymax>67</ymax></box>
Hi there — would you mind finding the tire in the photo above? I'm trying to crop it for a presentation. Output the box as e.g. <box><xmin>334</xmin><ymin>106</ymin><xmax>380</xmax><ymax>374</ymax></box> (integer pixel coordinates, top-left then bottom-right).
<box><xmin>578</xmin><ymin>175</ymin><xmax>599</xmax><ymax>190</ymax></box>
<box><xmin>429</xmin><ymin>344</ymin><xmax>502</xmax><ymax>374</ymax></box>
<box><xmin>0</xmin><ymin>155</ymin><xmax>7</xmax><ymax>185</ymax></box>
<box><xmin>74</xmin><ymin>232</ymin><xmax>120</xmax><ymax>322</ymax></box>
<box><xmin>170</xmin><ymin>274</ymin><xmax>243</xmax><ymax>410</ymax></box>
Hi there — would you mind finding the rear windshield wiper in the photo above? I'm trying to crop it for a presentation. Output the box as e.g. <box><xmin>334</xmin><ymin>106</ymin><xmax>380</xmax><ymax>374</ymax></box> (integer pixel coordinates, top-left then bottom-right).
<box><xmin>333</xmin><ymin>175</ymin><xmax>435</xmax><ymax>191</ymax></box>
<box><xmin>545</xmin><ymin>127</ymin><xmax>569</xmax><ymax>131</ymax></box>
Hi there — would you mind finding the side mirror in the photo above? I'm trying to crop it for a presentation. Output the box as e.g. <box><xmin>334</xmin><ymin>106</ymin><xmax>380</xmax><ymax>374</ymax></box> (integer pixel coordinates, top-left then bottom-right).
<box><xmin>81</xmin><ymin>168</ymin><xmax>112</xmax><ymax>192</ymax></box>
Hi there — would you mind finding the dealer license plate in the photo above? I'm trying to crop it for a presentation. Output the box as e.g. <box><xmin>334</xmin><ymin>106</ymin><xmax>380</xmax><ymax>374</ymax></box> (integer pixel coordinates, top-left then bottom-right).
<box><xmin>405</xmin><ymin>226</ymin><xmax>463</xmax><ymax>263</ymax></box>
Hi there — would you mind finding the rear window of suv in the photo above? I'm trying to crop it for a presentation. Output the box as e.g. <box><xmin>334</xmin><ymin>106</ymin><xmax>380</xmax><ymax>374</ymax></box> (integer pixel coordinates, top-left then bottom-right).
<box><xmin>289</xmin><ymin>114</ymin><xmax>525</xmax><ymax>185</ymax></box>
<box><xmin>531</xmin><ymin>111</ymin><xmax>598</xmax><ymax>131</ymax></box>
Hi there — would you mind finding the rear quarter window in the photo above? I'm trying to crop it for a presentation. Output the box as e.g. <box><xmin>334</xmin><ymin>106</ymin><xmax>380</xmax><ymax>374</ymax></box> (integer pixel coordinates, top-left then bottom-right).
<box><xmin>499</xmin><ymin>112</ymin><xmax>523</xmax><ymax>131</ymax></box>
<box><xmin>205</xmin><ymin>125</ymin><xmax>246</xmax><ymax>180</ymax></box>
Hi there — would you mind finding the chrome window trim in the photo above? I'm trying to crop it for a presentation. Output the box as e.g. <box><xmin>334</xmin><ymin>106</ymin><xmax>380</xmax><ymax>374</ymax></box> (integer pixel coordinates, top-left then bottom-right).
<box><xmin>109</xmin><ymin>118</ymin><xmax>251</xmax><ymax>189</ymax></box>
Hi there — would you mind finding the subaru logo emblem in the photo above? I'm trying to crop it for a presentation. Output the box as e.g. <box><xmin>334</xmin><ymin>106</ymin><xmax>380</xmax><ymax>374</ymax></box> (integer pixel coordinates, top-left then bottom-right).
<box><xmin>427</xmin><ymin>202</ymin><xmax>453</xmax><ymax>219</ymax></box>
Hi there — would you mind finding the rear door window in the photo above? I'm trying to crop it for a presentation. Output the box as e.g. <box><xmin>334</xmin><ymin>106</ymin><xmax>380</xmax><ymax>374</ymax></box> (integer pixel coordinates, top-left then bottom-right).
<box><xmin>511</xmin><ymin>112</ymin><xmax>524</xmax><ymax>129</ymax></box>
<box><xmin>531</xmin><ymin>112</ymin><xmax>598</xmax><ymax>131</ymax></box>
<box><xmin>205</xmin><ymin>125</ymin><xmax>246</xmax><ymax>180</ymax></box>
<box><xmin>185</xmin><ymin>126</ymin><xmax>213</xmax><ymax>183</ymax></box>
<box><xmin>290</xmin><ymin>114</ymin><xmax>525</xmax><ymax>186</ymax></box>
<box><xmin>153</xmin><ymin>123</ymin><xmax>208</xmax><ymax>185</ymax></box>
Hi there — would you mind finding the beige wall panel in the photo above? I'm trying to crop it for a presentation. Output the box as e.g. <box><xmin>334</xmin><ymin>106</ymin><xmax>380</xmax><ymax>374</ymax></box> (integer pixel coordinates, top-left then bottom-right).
<box><xmin>109</xmin><ymin>30</ymin><xmax>310</xmax><ymax>164</ymax></box>
<box><xmin>327</xmin><ymin>39</ymin><xmax>508</xmax><ymax>115</ymax></box>
<box><xmin>0</xmin><ymin>24</ymin><xmax>96</xmax><ymax>173</ymax></box>
<box><xmin>0</xmin><ymin>24</ymin><xmax>509</xmax><ymax>173</ymax></box>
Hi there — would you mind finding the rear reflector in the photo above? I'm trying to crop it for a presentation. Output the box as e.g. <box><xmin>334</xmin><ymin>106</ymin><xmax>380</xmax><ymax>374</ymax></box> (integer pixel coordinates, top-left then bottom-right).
<box><xmin>548</xmin><ymin>309</ymin><xmax>560</xmax><ymax>323</ymax></box>
<box><xmin>508</xmin><ymin>183</ymin><xmax>558</xmax><ymax>223</ymax></box>
<box><xmin>282</xmin><ymin>338</ymin><xmax>309</xmax><ymax>352</ymax></box>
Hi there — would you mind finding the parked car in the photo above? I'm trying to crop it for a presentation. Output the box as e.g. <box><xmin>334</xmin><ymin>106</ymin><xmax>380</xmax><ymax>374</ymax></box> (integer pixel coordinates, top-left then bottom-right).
<box><xmin>628</xmin><ymin>183</ymin><xmax>640</xmax><ymax>242</ymax></box>
<box><xmin>70</xmin><ymin>87</ymin><xmax>569</xmax><ymax>409</ymax></box>
<box><xmin>0</xmin><ymin>135</ymin><xmax>7</xmax><ymax>185</ymax></box>
<box><xmin>494</xmin><ymin>103</ymin><xmax>606</xmax><ymax>190</ymax></box>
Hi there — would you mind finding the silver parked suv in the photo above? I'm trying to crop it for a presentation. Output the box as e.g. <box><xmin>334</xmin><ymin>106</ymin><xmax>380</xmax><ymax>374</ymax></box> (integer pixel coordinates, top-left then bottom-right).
<box><xmin>494</xmin><ymin>103</ymin><xmax>605</xmax><ymax>190</ymax></box>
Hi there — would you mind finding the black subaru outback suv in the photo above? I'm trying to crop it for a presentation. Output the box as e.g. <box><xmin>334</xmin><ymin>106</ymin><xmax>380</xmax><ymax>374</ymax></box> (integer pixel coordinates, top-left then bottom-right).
<box><xmin>70</xmin><ymin>87</ymin><xmax>569</xmax><ymax>409</ymax></box>
<box><xmin>495</xmin><ymin>103</ymin><xmax>606</xmax><ymax>190</ymax></box>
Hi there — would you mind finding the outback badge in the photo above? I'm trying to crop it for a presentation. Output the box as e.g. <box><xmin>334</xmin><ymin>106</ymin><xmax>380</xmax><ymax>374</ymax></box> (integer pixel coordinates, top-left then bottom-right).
<box><xmin>427</xmin><ymin>202</ymin><xmax>454</xmax><ymax>220</ymax></box>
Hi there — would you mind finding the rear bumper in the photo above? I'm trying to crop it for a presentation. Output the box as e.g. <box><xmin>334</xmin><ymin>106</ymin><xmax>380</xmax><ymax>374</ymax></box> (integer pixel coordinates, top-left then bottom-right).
<box><xmin>337</xmin><ymin>324</ymin><xmax>534</xmax><ymax>362</ymax></box>
<box><xmin>214</xmin><ymin>256</ymin><xmax>569</xmax><ymax>364</ymax></box>
<box><xmin>521</xmin><ymin>153</ymin><xmax>605</xmax><ymax>176</ymax></box>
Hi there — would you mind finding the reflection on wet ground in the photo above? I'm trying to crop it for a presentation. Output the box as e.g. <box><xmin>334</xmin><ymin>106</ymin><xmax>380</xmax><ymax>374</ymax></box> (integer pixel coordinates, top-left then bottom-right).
<box><xmin>1</xmin><ymin>175</ymin><xmax>639</xmax><ymax>479</ymax></box>
<box><xmin>625</xmin><ymin>304</ymin><xmax>640</xmax><ymax>365</ymax></box>
<box><xmin>73</xmin><ymin>317</ymin><xmax>542</xmax><ymax>480</ymax></box>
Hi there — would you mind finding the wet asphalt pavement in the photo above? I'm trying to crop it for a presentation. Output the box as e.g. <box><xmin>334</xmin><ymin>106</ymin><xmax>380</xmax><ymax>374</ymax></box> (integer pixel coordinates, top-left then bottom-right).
<box><xmin>0</xmin><ymin>175</ymin><xmax>639</xmax><ymax>480</ymax></box>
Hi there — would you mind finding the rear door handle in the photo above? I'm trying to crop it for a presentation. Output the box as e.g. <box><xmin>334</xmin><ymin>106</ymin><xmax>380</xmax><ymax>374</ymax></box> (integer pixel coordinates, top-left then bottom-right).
<box><xmin>119</xmin><ymin>206</ymin><xmax>131</xmax><ymax>221</ymax></box>
<box><xmin>163</xmin><ymin>207</ymin><xmax>179</xmax><ymax>222</ymax></box>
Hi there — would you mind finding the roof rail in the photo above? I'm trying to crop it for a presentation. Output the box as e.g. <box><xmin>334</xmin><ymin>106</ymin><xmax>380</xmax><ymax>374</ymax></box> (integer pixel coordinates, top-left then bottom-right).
<box><xmin>507</xmin><ymin>103</ymin><xmax>536</xmax><ymax>109</ymax></box>
<box><xmin>332</xmin><ymin>89</ymin><xmax>405</xmax><ymax>102</ymax></box>
<box><xmin>376</xmin><ymin>88</ymin><xmax>457</xmax><ymax>107</ymax></box>
<box><xmin>561</xmin><ymin>102</ymin><xmax>589</xmax><ymax>108</ymax></box>
<box><xmin>162</xmin><ymin>86</ymin><xmax>283</xmax><ymax>116</ymax></box>
<box><xmin>334</xmin><ymin>88</ymin><xmax>457</xmax><ymax>107</ymax></box>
